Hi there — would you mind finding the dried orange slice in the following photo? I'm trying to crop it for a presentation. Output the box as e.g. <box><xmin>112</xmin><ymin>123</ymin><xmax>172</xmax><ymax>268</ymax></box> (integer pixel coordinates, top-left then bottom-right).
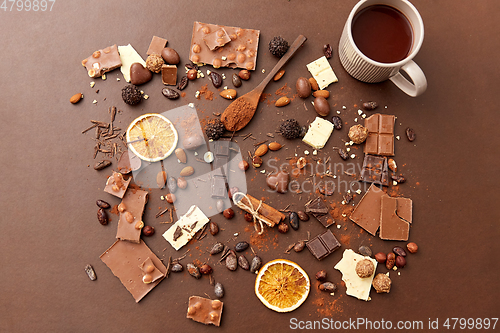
<box><xmin>126</xmin><ymin>113</ymin><xmax>178</xmax><ymax>162</ymax></box>
<box><xmin>255</xmin><ymin>259</ymin><xmax>310</xmax><ymax>312</ymax></box>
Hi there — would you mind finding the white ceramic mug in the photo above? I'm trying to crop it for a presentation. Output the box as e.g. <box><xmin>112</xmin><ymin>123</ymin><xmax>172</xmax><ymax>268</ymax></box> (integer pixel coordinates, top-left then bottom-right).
<box><xmin>339</xmin><ymin>0</ymin><xmax>427</xmax><ymax>97</ymax></box>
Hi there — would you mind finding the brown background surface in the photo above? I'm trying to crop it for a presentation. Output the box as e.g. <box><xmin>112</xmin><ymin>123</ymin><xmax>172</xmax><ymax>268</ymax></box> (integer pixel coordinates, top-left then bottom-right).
<box><xmin>1</xmin><ymin>0</ymin><xmax>499</xmax><ymax>332</ymax></box>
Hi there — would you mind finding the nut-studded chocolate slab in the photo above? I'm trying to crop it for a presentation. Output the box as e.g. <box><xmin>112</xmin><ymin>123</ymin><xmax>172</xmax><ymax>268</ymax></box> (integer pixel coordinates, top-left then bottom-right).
<box><xmin>189</xmin><ymin>22</ymin><xmax>260</xmax><ymax>70</ymax></box>
<box><xmin>100</xmin><ymin>239</ymin><xmax>166</xmax><ymax>303</ymax></box>
<box><xmin>116</xmin><ymin>189</ymin><xmax>148</xmax><ymax>243</ymax></box>
<box><xmin>82</xmin><ymin>44</ymin><xmax>122</xmax><ymax>78</ymax></box>
<box><xmin>187</xmin><ymin>296</ymin><xmax>223</xmax><ymax>326</ymax></box>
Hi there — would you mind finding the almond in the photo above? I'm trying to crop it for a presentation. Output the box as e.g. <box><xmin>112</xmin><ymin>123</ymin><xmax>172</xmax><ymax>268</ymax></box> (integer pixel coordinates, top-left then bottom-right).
<box><xmin>308</xmin><ymin>77</ymin><xmax>319</xmax><ymax>91</ymax></box>
<box><xmin>275</xmin><ymin>96</ymin><xmax>290</xmax><ymax>107</ymax></box>
<box><xmin>175</xmin><ymin>148</ymin><xmax>187</xmax><ymax>163</ymax></box>
<box><xmin>180</xmin><ymin>166</ymin><xmax>194</xmax><ymax>177</ymax></box>
<box><xmin>273</xmin><ymin>70</ymin><xmax>285</xmax><ymax>81</ymax></box>
<box><xmin>220</xmin><ymin>89</ymin><xmax>237</xmax><ymax>100</ymax></box>
<box><xmin>313</xmin><ymin>90</ymin><xmax>330</xmax><ymax>99</ymax></box>
<box><xmin>70</xmin><ymin>93</ymin><xmax>83</xmax><ymax>104</ymax></box>
<box><xmin>254</xmin><ymin>144</ymin><xmax>268</xmax><ymax>157</ymax></box>
<box><xmin>268</xmin><ymin>142</ymin><xmax>282</xmax><ymax>151</ymax></box>
<box><xmin>388</xmin><ymin>159</ymin><xmax>397</xmax><ymax>172</ymax></box>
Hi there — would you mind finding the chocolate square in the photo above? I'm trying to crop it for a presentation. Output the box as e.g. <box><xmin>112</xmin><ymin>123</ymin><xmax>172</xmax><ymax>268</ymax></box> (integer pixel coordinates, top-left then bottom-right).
<box><xmin>161</xmin><ymin>65</ymin><xmax>177</xmax><ymax>85</ymax></box>
<box><xmin>211</xmin><ymin>176</ymin><xmax>227</xmax><ymax>198</ymax></box>
<box><xmin>100</xmin><ymin>240</ymin><xmax>166</xmax><ymax>303</ymax></box>
<box><xmin>360</xmin><ymin>155</ymin><xmax>389</xmax><ymax>186</ymax></box>
<box><xmin>364</xmin><ymin>113</ymin><xmax>395</xmax><ymax>156</ymax></box>
<box><xmin>306</xmin><ymin>238</ymin><xmax>329</xmax><ymax>260</ymax></box>
<box><xmin>306</xmin><ymin>230</ymin><xmax>341</xmax><ymax>260</ymax></box>
<box><xmin>305</xmin><ymin>197</ymin><xmax>335</xmax><ymax>227</ymax></box>
<box><xmin>147</xmin><ymin>36</ymin><xmax>168</xmax><ymax>56</ymax></box>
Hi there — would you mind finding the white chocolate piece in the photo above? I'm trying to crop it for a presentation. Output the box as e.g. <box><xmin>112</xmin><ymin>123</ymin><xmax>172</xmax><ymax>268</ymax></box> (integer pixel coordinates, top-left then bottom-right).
<box><xmin>306</xmin><ymin>56</ymin><xmax>338</xmax><ymax>89</ymax></box>
<box><xmin>162</xmin><ymin>205</ymin><xmax>210</xmax><ymax>250</ymax></box>
<box><xmin>334</xmin><ymin>249</ymin><xmax>378</xmax><ymax>301</ymax></box>
<box><xmin>302</xmin><ymin>117</ymin><xmax>334</xmax><ymax>149</ymax></box>
<box><xmin>118</xmin><ymin>44</ymin><xmax>147</xmax><ymax>82</ymax></box>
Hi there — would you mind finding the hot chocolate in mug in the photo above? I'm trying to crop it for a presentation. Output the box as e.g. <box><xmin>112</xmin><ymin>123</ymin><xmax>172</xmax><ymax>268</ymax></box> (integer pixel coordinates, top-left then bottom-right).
<box><xmin>339</xmin><ymin>0</ymin><xmax>427</xmax><ymax>97</ymax></box>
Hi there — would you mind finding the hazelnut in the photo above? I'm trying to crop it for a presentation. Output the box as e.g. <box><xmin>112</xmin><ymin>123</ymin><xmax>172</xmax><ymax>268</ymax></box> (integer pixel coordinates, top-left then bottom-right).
<box><xmin>348</xmin><ymin>124</ymin><xmax>369</xmax><ymax>144</ymax></box>
<box><xmin>277</xmin><ymin>222</ymin><xmax>289</xmax><ymax>234</ymax></box>
<box><xmin>252</xmin><ymin>156</ymin><xmax>262</xmax><ymax>168</ymax></box>
<box><xmin>187</xmin><ymin>306</ymin><xmax>196</xmax><ymax>315</ymax></box>
<box><xmin>142</xmin><ymin>225</ymin><xmax>155</xmax><ymax>237</ymax></box>
<box><xmin>355</xmin><ymin>259</ymin><xmax>375</xmax><ymax>278</ymax></box>
<box><xmin>315</xmin><ymin>270</ymin><xmax>327</xmax><ymax>281</ymax></box>
<box><xmin>211</xmin><ymin>300</ymin><xmax>222</xmax><ymax>309</ymax></box>
<box><xmin>192</xmin><ymin>44</ymin><xmax>201</xmax><ymax>53</ymax></box>
<box><xmin>88</xmin><ymin>69</ymin><xmax>96</xmax><ymax>77</ymax></box>
<box><xmin>223</xmin><ymin>208</ymin><xmax>235</xmax><ymax>219</ymax></box>
<box><xmin>238</xmin><ymin>69</ymin><xmax>251</xmax><ymax>80</ymax></box>
<box><xmin>124</xmin><ymin>211</ymin><xmax>134</xmax><ymax>223</ymax></box>
<box><xmin>118</xmin><ymin>202</ymin><xmax>127</xmax><ymax>213</ymax></box>
<box><xmin>209</xmin><ymin>312</ymin><xmax>219</xmax><ymax>321</ymax></box>
<box><xmin>166</xmin><ymin>193</ymin><xmax>176</xmax><ymax>204</ymax></box>
<box><xmin>142</xmin><ymin>274</ymin><xmax>153</xmax><ymax>284</ymax></box>
<box><xmin>297</xmin><ymin>157</ymin><xmax>307</xmax><ymax>169</ymax></box>
<box><xmin>407</xmin><ymin>242</ymin><xmax>418</xmax><ymax>254</ymax></box>
<box><xmin>187</xmin><ymin>69</ymin><xmax>197</xmax><ymax>80</ymax></box>
<box><xmin>318</xmin><ymin>282</ymin><xmax>337</xmax><ymax>292</ymax></box>
<box><xmin>134</xmin><ymin>221</ymin><xmax>144</xmax><ymax>230</ymax></box>
<box><xmin>92</xmin><ymin>51</ymin><xmax>101</xmax><ymax>58</ymax></box>
<box><xmin>145</xmin><ymin>264</ymin><xmax>155</xmax><ymax>274</ymax></box>
<box><xmin>372</xmin><ymin>273</ymin><xmax>391</xmax><ymax>293</ymax></box>
<box><xmin>238</xmin><ymin>160</ymin><xmax>250</xmax><ymax>171</ymax></box>
<box><xmin>82</xmin><ymin>59</ymin><xmax>88</xmax><ymax>66</ymax></box>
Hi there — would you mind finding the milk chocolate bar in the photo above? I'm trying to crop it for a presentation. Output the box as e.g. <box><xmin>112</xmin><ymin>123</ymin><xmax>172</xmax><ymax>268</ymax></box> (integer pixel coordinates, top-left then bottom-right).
<box><xmin>379</xmin><ymin>195</ymin><xmax>412</xmax><ymax>241</ymax></box>
<box><xmin>306</xmin><ymin>230</ymin><xmax>341</xmax><ymax>260</ymax></box>
<box><xmin>100</xmin><ymin>239</ymin><xmax>166</xmax><ymax>303</ymax></box>
<box><xmin>359</xmin><ymin>154</ymin><xmax>389</xmax><ymax>186</ymax></box>
<box><xmin>82</xmin><ymin>44</ymin><xmax>122</xmax><ymax>78</ymax></box>
<box><xmin>147</xmin><ymin>36</ymin><xmax>168</xmax><ymax>56</ymax></box>
<box><xmin>189</xmin><ymin>22</ymin><xmax>260</xmax><ymax>70</ymax></box>
<box><xmin>364</xmin><ymin>114</ymin><xmax>395</xmax><ymax>156</ymax></box>
<box><xmin>187</xmin><ymin>296</ymin><xmax>223</xmax><ymax>326</ymax></box>
<box><xmin>116</xmin><ymin>189</ymin><xmax>148</xmax><ymax>243</ymax></box>
<box><xmin>349</xmin><ymin>184</ymin><xmax>385</xmax><ymax>235</ymax></box>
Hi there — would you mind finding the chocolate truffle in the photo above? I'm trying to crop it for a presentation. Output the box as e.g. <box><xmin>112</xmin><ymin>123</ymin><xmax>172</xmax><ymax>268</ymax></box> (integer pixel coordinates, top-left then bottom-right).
<box><xmin>121</xmin><ymin>84</ymin><xmax>142</xmax><ymax>105</ymax></box>
<box><xmin>278</xmin><ymin>119</ymin><xmax>302</xmax><ymax>139</ymax></box>
<box><xmin>205</xmin><ymin>118</ymin><xmax>225</xmax><ymax>141</ymax></box>
<box><xmin>269</xmin><ymin>36</ymin><xmax>289</xmax><ymax>58</ymax></box>
<box><xmin>146</xmin><ymin>54</ymin><xmax>164</xmax><ymax>73</ymax></box>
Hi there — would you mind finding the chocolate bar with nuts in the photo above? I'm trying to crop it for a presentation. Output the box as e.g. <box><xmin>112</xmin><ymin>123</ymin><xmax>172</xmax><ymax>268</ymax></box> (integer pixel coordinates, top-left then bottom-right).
<box><xmin>116</xmin><ymin>189</ymin><xmax>148</xmax><ymax>243</ymax></box>
<box><xmin>189</xmin><ymin>21</ymin><xmax>260</xmax><ymax>70</ymax></box>
<box><xmin>187</xmin><ymin>296</ymin><xmax>223</xmax><ymax>326</ymax></box>
<box><xmin>82</xmin><ymin>44</ymin><xmax>122</xmax><ymax>78</ymax></box>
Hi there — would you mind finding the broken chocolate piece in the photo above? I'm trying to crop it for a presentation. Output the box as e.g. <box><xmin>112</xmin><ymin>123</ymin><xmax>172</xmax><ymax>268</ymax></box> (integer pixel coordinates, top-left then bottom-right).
<box><xmin>305</xmin><ymin>197</ymin><xmax>335</xmax><ymax>227</ymax></box>
<box><xmin>379</xmin><ymin>196</ymin><xmax>412</xmax><ymax>241</ymax></box>
<box><xmin>116</xmin><ymin>189</ymin><xmax>148</xmax><ymax>243</ymax></box>
<box><xmin>147</xmin><ymin>36</ymin><xmax>168</xmax><ymax>56</ymax></box>
<box><xmin>139</xmin><ymin>257</ymin><xmax>164</xmax><ymax>284</ymax></box>
<box><xmin>104</xmin><ymin>171</ymin><xmax>131</xmax><ymax>199</ymax></box>
<box><xmin>189</xmin><ymin>22</ymin><xmax>260</xmax><ymax>70</ymax></box>
<box><xmin>100</xmin><ymin>240</ymin><xmax>166</xmax><ymax>302</ymax></box>
<box><xmin>82</xmin><ymin>44</ymin><xmax>122</xmax><ymax>78</ymax></box>
<box><xmin>187</xmin><ymin>296</ymin><xmax>223</xmax><ymax>326</ymax></box>
<box><xmin>349</xmin><ymin>184</ymin><xmax>385</xmax><ymax>236</ymax></box>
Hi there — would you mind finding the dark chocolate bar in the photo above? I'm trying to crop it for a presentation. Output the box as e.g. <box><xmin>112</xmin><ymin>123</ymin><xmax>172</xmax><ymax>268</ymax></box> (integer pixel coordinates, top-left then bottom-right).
<box><xmin>359</xmin><ymin>154</ymin><xmax>389</xmax><ymax>186</ymax></box>
<box><xmin>305</xmin><ymin>197</ymin><xmax>335</xmax><ymax>227</ymax></box>
<box><xmin>306</xmin><ymin>230</ymin><xmax>341</xmax><ymax>260</ymax></box>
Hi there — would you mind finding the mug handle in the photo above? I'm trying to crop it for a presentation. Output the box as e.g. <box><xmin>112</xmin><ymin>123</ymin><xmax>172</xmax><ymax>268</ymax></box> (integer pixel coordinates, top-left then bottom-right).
<box><xmin>389</xmin><ymin>60</ymin><xmax>427</xmax><ymax>97</ymax></box>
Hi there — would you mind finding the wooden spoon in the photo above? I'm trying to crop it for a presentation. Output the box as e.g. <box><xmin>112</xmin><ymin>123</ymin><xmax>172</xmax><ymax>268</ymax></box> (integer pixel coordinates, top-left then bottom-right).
<box><xmin>221</xmin><ymin>35</ymin><xmax>307</xmax><ymax>132</ymax></box>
